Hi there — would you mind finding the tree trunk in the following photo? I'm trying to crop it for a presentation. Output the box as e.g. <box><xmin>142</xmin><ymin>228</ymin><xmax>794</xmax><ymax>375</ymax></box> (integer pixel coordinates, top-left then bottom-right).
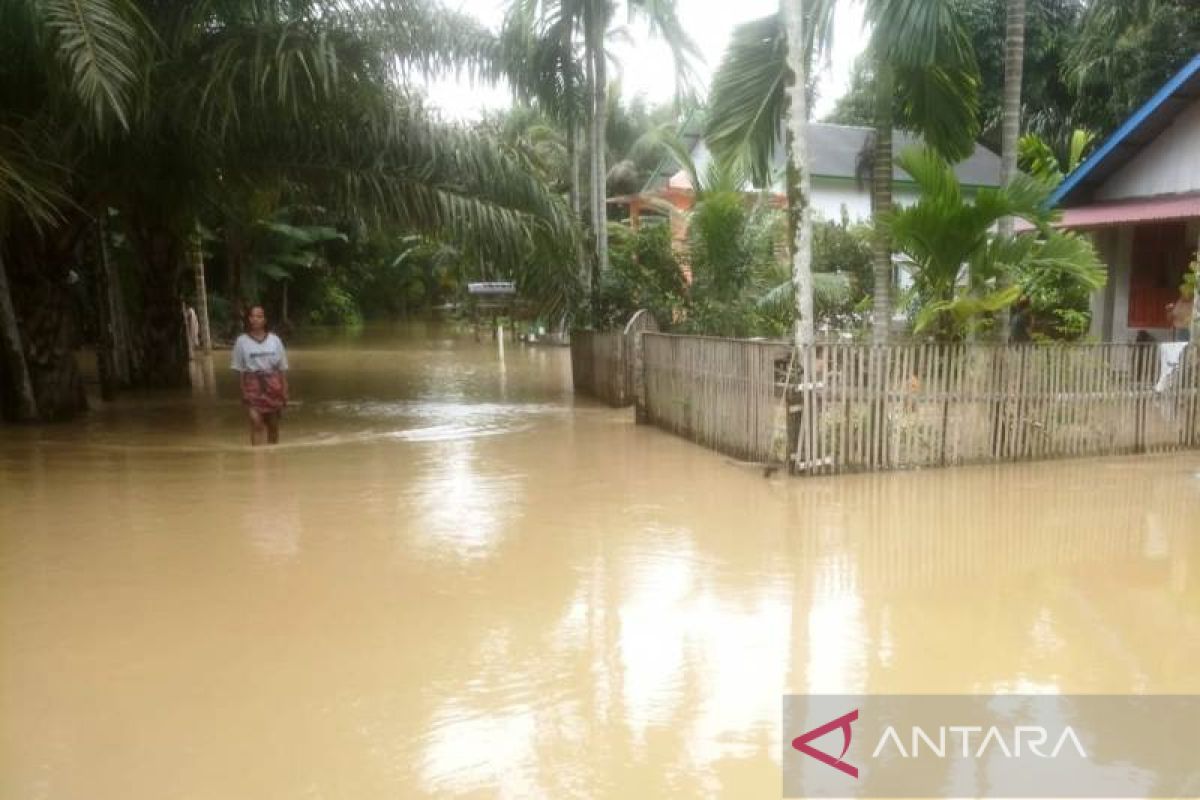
<box><xmin>996</xmin><ymin>0</ymin><xmax>1025</xmax><ymax>342</ymax></box>
<box><xmin>9</xmin><ymin>257</ymin><xmax>87</xmax><ymax>421</ymax></box>
<box><xmin>871</xmin><ymin>61</ymin><xmax>895</xmax><ymax>345</ymax></box>
<box><xmin>97</xmin><ymin>214</ymin><xmax>133</xmax><ymax>386</ymax></box>
<box><xmin>135</xmin><ymin>230</ymin><xmax>188</xmax><ymax>388</ymax></box>
<box><xmin>568</xmin><ymin>118</ymin><xmax>582</xmax><ymax>220</ymax></box>
<box><xmin>569</xmin><ymin>120</ymin><xmax>590</xmax><ymax>296</ymax></box>
<box><xmin>583</xmin><ymin>22</ymin><xmax>599</xmax><ymax>244</ymax></box>
<box><xmin>92</xmin><ymin>222</ymin><xmax>119</xmax><ymax>402</ymax></box>
<box><xmin>189</xmin><ymin>224</ymin><xmax>212</xmax><ymax>353</ymax></box>
<box><xmin>588</xmin><ymin>4</ymin><xmax>610</xmax><ymax>279</ymax></box>
<box><xmin>0</xmin><ymin>250</ymin><xmax>40</xmax><ymax>422</ymax></box>
<box><xmin>783</xmin><ymin>0</ymin><xmax>814</xmax><ymax>348</ymax></box>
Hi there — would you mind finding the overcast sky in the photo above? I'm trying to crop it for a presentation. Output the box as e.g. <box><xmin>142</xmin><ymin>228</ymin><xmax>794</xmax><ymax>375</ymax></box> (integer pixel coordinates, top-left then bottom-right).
<box><xmin>421</xmin><ymin>0</ymin><xmax>867</xmax><ymax>121</ymax></box>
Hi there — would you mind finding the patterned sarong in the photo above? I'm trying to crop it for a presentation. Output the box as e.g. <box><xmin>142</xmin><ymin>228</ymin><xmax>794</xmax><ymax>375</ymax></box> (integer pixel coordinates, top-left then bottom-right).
<box><xmin>240</xmin><ymin>370</ymin><xmax>287</xmax><ymax>414</ymax></box>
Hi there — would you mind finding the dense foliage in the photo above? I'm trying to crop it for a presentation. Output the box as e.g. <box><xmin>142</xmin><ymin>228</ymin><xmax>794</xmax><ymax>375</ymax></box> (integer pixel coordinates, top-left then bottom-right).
<box><xmin>2</xmin><ymin>0</ymin><xmax>1195</xmax><ymax>424</ymax></box>
<box><xmin>0</xmin><ymin>0</ymin><xmax>579</xmax><ymax>421</ymax></box>
<box><xmin>885</xmin><ymin>148</ymin><xmax>1104</xmax><ymax>340</ymax></box>
<box><xmin>594</xmin><ymin>223</ymin><xmax>686</xmax><ymax>330</ymax></box>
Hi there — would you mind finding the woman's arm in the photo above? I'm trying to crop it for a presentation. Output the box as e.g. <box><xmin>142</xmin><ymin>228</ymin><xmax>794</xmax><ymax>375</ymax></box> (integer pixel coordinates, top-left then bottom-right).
<box><xmin>280</xmin><ymin>371</ymin><xmax>289</xmax><ymax>402</ymax></box>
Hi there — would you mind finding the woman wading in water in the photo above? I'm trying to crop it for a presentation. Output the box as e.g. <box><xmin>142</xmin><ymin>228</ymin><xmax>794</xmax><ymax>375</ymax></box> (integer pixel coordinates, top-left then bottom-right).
<box><xmin>232</xmin><ymin>305</ymin><xmax>289</xmax><ymax>445</ymax></box>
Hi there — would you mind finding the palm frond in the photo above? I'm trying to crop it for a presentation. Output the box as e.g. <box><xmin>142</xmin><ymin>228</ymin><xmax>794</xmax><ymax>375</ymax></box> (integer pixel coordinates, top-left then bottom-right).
<box><xmin>0</xmin><ymin>128</ymin><xmax>71</xmax><ymax>233</ymax></box>
<box><xmin>865</xmin><ymin>0</ymin><xmax>974</xmax><ymax>70</ymax></box>
<box><xmin>39</xmin><ymin>0</ymin><xmax>146</xmax><ymax>132</ymax></box>
<box><xmin>704</xmin><ymin>0</ymin><xmax>837</xmax><ymax>187</ymax></box>
<box><xmin>754</xmin><ymin>271</ymin><xmax>851</xmax><ymax>321</ymax></box>
<box><xmin>627</xmin><ymin>122</ymin><xmax>704</xmax><ymax>191</ymax></box>
<box><xmin>360</xmin><ymin>0</ymin><xmax>506</xmax><ymax>83</ymax></box>
<box><xmin>704</xmin><ymin>13</ymin><xmax>787</xmax><ymax>188</ymax></box>
<box><xmin>894</xmin><ymin>63</ymin><xmax>979</xmax><ymax>163</ymax></box>
<box><xmin>239</xmin><ymin>93</ymin><xmax>577</xmax><ymax>274</ymax></box>
<box><xmin>914</xmin><ymin>285</ymin><xmax>1020</xmax><ymax>334</ymax></box>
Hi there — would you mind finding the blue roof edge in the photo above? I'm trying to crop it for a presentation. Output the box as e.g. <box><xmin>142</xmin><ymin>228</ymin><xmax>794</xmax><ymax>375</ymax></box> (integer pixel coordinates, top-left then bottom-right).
<box><xmin>1049</xmin><ymin>53</ymin><xmax>1200</xmax><ymax>208</ymax></box>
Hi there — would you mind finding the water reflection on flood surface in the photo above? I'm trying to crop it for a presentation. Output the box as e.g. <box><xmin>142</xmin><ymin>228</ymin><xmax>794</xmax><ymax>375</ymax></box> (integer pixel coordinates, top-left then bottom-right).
<box><xmin>1</xmin><ymin>323</ymin><xmax>1198</xmax><ymax>798</ymax></box>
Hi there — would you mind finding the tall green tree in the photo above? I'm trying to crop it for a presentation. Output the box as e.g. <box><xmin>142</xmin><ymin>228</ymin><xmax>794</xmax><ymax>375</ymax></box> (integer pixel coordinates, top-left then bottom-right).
<box><xmin>706</xmin><ymin>0</ymin><xmax>980</xmax><ymax>345</ymax></box>
<box><xmin>505</xmin><ymin>0</ymin><xmax>697</xmax><ymax>292</ymax></box>
<box><xmin>1067</xmin><ymin>0</ymin><xmax>1200</xmax><ymax>135</ymax></box>
<box><xmin>862</xmin><ymin>0</ymin><xmax>980</xmax><ymax>344</ymax></box>
<box><xmin>781</xmin><ymin>0</ymin><xmax>816</xmax><ymax>346</ymax></box>
<box><xmin>995</xmin><ymin>0</ymin><xmax>1026</xmax><ymax>342</ymax></box>
<box><xmin>954</xmin><ymin>0</ymin><xmax>1080</xmax><ymax>149</ymax></box>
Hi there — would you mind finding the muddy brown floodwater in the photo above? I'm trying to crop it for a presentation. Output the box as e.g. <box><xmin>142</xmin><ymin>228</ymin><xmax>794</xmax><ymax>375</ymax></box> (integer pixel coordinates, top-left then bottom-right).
<box><xmin>2</xmin><ymin>322</ymin><xmax>1199</xmax><ymax>799</ymax></box>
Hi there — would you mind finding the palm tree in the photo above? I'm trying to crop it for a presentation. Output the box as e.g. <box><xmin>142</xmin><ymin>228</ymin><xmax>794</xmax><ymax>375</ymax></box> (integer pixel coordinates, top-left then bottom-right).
<box><xmin>1018</xmin><ymin>128</ymin><xmax>1095</xmax><ymax>186</ymax></box>
<box><xmin>500</xmin><ymin>4</ymin><xmax>589</xmax><ymax>289</ymax></box>
<box><xmin>996</xmin><ymin>0</ymin><xmax>1026</xmax><ymax>342</ymax></box>
<box><xmin>505</xmin><ymin>0</ymin><xmax>697</xmax><ymax>289</ymax></box>
<box><xmin>644</xmin><ymin>120</ymin><xmax>848</xmax><ymax>339</ymax></box>
<box><xmin>781</xmin><ymin>0</ymin><xmax>815</xmax><ymax>347</ymax></box>
<box><xmin>862</xmin><ymin>0</ymin><xmax>980</xmax><ymax>344</ymax></box>
<box><xmin>884</xmin><ymin>147</ymin><xmax>1104</xmax><ymax>340</ymax></box>
<box><xmin>706</xmin><ymin>0</ymin><xmax>980</xmax><ymax>344</ymax></box>
<box><xmin>0</xmin><ymin>0</ymin><xmax>578</xmax><ymax>419</ymax></box>
<box><xmin>0</xmin><ymin>0</ymin><xmax>144</xmax><ymax>418</ymax></box>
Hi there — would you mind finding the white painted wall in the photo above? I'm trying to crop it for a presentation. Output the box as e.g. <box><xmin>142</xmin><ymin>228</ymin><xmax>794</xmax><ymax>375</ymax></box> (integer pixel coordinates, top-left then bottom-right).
<box><xmin>677</xmin><ymin>143</ymin><xmax>956</xmax><ymax>223</ymax></box>
<box><xmin>810</xmin><ymin>181</ymin><xmax>871</xmax><ymax>221</ymax></box>
<box><xmin>810</xmin><ymin>181</ymin><xmax>924</xmax><ymax>223</ymax></box>
<box><xmin>1098</xmin><ymin>100</ymin><xmax>1200</xmax><ymax>200</ymax></box>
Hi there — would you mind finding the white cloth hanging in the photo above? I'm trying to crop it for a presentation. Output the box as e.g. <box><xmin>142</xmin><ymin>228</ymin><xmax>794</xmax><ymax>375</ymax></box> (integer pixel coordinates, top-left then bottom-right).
<box><xmin>1154</xmin><ymin>342</ymin><xmax>1188</xmax><ymax>393</ymax></box>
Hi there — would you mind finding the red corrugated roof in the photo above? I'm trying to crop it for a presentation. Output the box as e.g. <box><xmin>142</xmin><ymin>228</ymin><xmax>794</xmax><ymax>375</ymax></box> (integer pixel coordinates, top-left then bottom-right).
<box><xmin>1052</xmin><ymin>193</ymin><xmax>1200</xmax><ymax>229</ymax></box>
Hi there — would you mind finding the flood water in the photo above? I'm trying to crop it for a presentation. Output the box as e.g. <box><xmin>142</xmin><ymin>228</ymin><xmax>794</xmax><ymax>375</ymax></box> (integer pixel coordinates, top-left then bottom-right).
<box><xmin>2</xmin><ymin>322</ymin><xmax>1199</xmax><ymax>799</ymax></box>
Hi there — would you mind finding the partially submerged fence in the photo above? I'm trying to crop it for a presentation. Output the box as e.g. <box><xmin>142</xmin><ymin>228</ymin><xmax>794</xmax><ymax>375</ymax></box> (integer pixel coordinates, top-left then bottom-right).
<box><xmin>571</xmin><ymin>325</ymin><xmax>1200</xmax><ymax>474</ymax></box>
<box><xmin>570</xmin><ymin>310</ymin><xmax>659</xmax><ymax>408</ymax></box>
<box><xmin>629</xmin><ymin>335</ymin><xmax>1200</xmax><ymax>474</ymax></box>
<box><xmin>789</xmin><ymin>342</ymin><xmax>1200</xmax><ymax>475</ymax></box>
<box><xmin>570</xmin><ymin>330</ymin><xmax>628</xmax><ymax>406</ymax></box>
<box><xmin>641</xmin><ymin>333</ymin><xmax>791</xmax><ymax>462</ymax></box>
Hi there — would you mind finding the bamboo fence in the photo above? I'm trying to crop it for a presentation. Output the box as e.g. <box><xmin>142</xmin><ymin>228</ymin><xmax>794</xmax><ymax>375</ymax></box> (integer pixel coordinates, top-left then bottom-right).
<box><xmin>570</xmin><ymin>311</ymin><xmax>659</xmax><ymax>409</ymax></box>
<box><xmin>636</xmin><ymin>336</ymin><xmax>1200</xmax><ymax>474</ymax></box>
<box><xmin>641</xmin><ymin>333</ymin><xmax>792</xmax><ymax>462</ymax></box>
<box><xmin>790</xmin><ymin>342</ymin><xmax>1200</xmax><ymax>474</ymax></box>
<box><xmin>569</xmin><ymin>330</ymin><xmax>628</xmax><ymax>406</ymax></box>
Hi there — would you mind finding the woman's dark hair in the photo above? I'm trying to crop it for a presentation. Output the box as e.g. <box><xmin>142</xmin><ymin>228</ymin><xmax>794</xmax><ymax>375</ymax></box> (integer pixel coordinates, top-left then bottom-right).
<box><xmin>243</xmin><ymin>304</ymin><xmax>269</xmax><ymax>332</ymax></box>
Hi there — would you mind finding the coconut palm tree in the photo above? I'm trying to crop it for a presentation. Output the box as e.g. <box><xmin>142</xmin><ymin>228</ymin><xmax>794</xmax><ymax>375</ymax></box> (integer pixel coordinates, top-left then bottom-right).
<box><xmin>995</xmin><ymin>0</ymin><xmax>1025</xmax><ymax>342</ymax></box>
<box><xmin>781</xmin><ymin>0</ymin><xmax>816</xmax><ymax>346</ymax></box>
<box><xmin>706</xmin><ymin>0</ymin><xmax>980</xmax><ymax>345</ymax></box>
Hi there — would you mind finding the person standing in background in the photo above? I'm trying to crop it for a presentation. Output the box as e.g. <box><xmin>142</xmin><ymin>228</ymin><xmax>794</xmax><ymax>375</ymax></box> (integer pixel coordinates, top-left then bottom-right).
<box><xmin>231</xmin><ymin>305</ymin><xmax>289</xmax><ymax>445</ymax></box>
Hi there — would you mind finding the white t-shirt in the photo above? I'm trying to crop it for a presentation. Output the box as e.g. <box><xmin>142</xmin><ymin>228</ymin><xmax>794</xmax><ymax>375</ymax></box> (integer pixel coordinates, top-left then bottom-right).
<box><xmin>231</xmin><ymin>333</ymin><xmax>289</xmax><ymax>373</ymax></box>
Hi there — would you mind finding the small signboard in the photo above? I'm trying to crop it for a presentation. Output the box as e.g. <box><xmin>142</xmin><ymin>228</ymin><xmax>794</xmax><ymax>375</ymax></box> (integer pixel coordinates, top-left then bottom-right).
<box><xmin>467</xmin><ymin>282</ymin><xmax>517</xmax><ymax>296</ymax></box>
